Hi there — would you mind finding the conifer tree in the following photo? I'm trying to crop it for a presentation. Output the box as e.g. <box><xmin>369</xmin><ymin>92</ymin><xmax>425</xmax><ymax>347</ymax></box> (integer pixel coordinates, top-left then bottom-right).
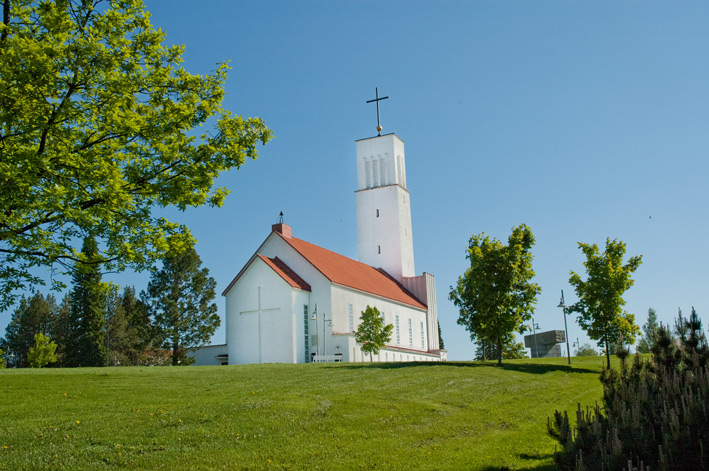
<box><xmin>144</xmin><ymin>247</ymin><xmax>219</xmax><ymax>366</ymax></box>
<box><xmin>3</xmin><ymin>291</ymin><xmax>57</xmax><ymax>367</ymax></box>
<box><xmin>636</xmin><ymin>307</ymin><xmax>658</xmax><ymax>354</ymax></box>
<box><xmin>66</xmin><ymin>237</ymin><xmax>107</xmax><ymax>367</ymax></box>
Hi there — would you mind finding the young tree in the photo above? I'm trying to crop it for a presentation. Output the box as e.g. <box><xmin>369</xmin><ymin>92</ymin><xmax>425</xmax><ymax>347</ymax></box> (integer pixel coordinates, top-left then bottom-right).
<box><xmin>28</xmin><ymin>333</ymin><xmax>58</xmax><ymax>368</ymax></box>
<box><xmin>438</xmin><ymin>320</ymin><xmax>445</xmax><ymax>350</ymax></box>
<box><xmin>636</xmin><ymin>307</ymin><xmax>658</xmax><ymax>354</ymax></box>
<box><xmin>354</xmin><ymin>306</ymin><xmax>394</xmax><ymax>361</ymax></box>
<box><xmin>568</xmin><ymin>238</ymin><xmax>642</xmax><ymax>369</ymax></box>
<box><xmin>3</xmin><ymin>291</ymin><xmax>58</xmax><ymax>367</ymax></box>
<box><xmin>450</xmin><ymin>224</ymin><xmax>541</xmax><ymax>366</ymax></box>
<box><xmin>144</xmin><ymin>247</ymin><xmax>219</xmax><ymax>366</ymax></box>
<box><xmin>65</xmin><ymin>237</ymin><xmax>107</xmax><ymax>367</ymax></box>
<box><xmin>0</xmin><ymin>0</ymin><xmax>271</xmax><ymax>310</ymax></box>
<box><xmin>475</xmin><ymin>335</ymin><xmax>527</xmax><ymax>361</ymax></box>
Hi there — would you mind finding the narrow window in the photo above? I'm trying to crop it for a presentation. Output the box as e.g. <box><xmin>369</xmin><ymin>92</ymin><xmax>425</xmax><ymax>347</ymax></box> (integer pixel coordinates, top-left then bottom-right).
<box><xmin>365</xmin><ymin>159</ymin><xmax>372</xmax><ymax>188</ymax></box>
<box><xmin>304</xmin><ymin>305</ymin><xmax>310</xmax><ymax>362</ymax></box>
<box><xmin>378</xmin><ymin>245</ymin><xmax>381</xmax><ymax>254</ymax></box>
<box><xmin>408</xmin><ymin>319</ymin><xmax>413</xmax><ymax>347</ymax></box>
<box><xmin>376</xmin><ymin>209</ymin><xmax>379</xmax><ymax>217</ymax></box>
<box><xmin>395</xmin><ymin>315</ymin><xmax>400</xmax><ymax>345</ymax></box>
<box><xmin>348</xmin><ymin>304</ymin><xmax>354</xmax><ymax>333</ymax></box>
<box><xmin>372</xmin><ymin>159</ymin><xmax>379</xmax><ymax>187</ymax></box>
<box><xmin>420</xmin><ymin>321</ymin><xmax>425</xmax><ymax>349</ymax></box>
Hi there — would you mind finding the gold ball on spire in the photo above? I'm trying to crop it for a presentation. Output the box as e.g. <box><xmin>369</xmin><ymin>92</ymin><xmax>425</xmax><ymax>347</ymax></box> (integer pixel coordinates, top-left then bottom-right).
<box><xmin>376</xmin><ymin>125</ymin><xmax>383</xmax><ymax>133</ymax></box>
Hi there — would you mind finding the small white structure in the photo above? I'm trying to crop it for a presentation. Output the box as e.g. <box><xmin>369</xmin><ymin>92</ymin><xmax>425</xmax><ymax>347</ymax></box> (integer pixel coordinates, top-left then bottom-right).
<box><xmin>204</xmin><ymin>131</ymin><xmax>445</xmax><ymax>364</ymax></box>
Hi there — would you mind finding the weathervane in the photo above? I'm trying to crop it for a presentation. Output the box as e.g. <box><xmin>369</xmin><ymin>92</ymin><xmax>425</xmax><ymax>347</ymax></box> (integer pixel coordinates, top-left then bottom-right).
<box><xmin>366</xmin><ymin>87</ymin><xmax>389</xmax><ymax>136</ymax></box>
<box><xmin>277</xmin><ymin>211</ymin><xmax>284</xmax><ymax>224</ymax></box>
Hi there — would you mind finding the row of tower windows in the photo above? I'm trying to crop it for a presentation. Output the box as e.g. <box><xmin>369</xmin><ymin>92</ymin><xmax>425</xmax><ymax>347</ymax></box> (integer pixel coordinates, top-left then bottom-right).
<box><xmin>364</xmin><ymin>155</ymin><xmax>406</xmax><ymax>189</ymax></box>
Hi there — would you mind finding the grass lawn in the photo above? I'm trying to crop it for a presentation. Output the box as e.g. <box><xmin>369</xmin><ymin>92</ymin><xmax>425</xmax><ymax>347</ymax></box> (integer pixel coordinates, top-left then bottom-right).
<box><xmin>0</xmin><ymin>357</ymin><xmax>609</xmax><ymax>470</ymax></box>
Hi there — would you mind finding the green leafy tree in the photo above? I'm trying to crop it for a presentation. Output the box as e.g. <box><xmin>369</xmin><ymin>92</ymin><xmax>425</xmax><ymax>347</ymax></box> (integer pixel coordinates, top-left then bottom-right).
<box><xmin>66</xmin><ymin>237</ymin><xmax>107</xmax><ymax>367</ymax></box>
<box><xmin>574</xmin><ymin>343</ymin><xmax>598</xmax><ymax>356</ymax></box>
<box><xmin>475</xmin><ymin>335</ymin><xmax>527</xmax><ymax>361</ymax></box>
<box><xmin>449</xmin><ymin>224</ymin><xmax>541</xmax><ymax>366</ymax></box>
<box><xmin>3</xmin><ymin>291</ymin><xmax>58</xmax><ymax>367</ymax></box>
<box><xmin>636</xmin><ymin>307</ymin><xmax>658</xmax><ymax>354</ymax></box>
<box><xmin>568</xmin><ymin>238</ymin><xmax>642</xmax><ymax>369</ymax></box>
<box><xmin>0</xmin><ymin>0</ymin><xmax>271</xmax><ymax>310</ymax></box>
<box><xmin>27</xmin><ymin>332</ymin><xmax>57</xmax><ymax>368</ymax></box>
<box><xmin>354</xmin><ymin>305</ymin><xmax>394</xmax><ymax>361</ymax></box>
<box><xmin>144</xmin><ymin>247</ymin><xmax>219</xmax><ymax>366</ymax></box>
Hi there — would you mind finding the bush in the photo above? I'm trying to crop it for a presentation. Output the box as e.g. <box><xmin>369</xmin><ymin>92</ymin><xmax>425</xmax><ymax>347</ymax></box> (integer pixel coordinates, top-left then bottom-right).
<box><xmin>549</xmin><ymin>309</ymin><xmax>709</xmax><ymax>470</ymax></box>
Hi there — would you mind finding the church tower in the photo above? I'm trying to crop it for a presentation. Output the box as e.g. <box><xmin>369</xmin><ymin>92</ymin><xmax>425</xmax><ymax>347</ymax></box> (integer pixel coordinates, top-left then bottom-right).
<box><xmin>355</xmin><ymin>133</ymin><xmax>415</xmax><ymax>281</ymax></box>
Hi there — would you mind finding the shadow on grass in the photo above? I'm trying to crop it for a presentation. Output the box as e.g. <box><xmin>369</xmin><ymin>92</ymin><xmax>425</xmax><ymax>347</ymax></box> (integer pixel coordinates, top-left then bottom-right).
<box><xmin>333</xmin><ymin>361</ymin><xmax>598</xmax><ymax>375</ymax></box>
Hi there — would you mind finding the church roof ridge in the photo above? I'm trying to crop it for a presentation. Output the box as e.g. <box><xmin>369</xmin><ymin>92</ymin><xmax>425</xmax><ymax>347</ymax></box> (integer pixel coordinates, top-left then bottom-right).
<box><xmin>275</xmin><ymin>231</ymin><xmax>427</xmax><ymax>310</ymax></box>
<box><xmin>256</xmin><ymin>255</ymin><xmax>312</xmax><ymax>291</ymax></box>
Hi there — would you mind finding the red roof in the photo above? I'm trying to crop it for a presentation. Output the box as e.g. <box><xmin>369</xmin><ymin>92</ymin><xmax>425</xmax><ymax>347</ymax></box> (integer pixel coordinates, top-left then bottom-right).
<box><xmin>257</xmin><ymin>255</ymin><xmax>311</xmax><ymax>291</ymax></box>
<box><xmin>275</xmin><ymin>232</ymin><xmax>426</xmax><ymax>310</ymax></box>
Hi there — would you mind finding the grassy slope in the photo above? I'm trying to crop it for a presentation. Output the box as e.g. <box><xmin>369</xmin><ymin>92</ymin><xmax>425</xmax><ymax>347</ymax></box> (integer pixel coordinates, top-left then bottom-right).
<box><xmin>0</xmin><ymin>357</ymin><xmax>608</xmax><ymax>470</ymax></box>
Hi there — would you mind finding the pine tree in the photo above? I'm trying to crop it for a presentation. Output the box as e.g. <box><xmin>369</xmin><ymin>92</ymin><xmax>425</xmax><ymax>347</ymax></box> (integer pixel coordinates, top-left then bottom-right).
<box><xmin>636</xmin><ymin>307</ymin><xmax>658</xmax><ymax>354</ymax></box>
<box><xmin>3</xmin><ymin>292</ymin><xmax>58</xmax><ymax>367</ymax></box>
<box><xmin>66</xmin><ymin>237</ymin><xmax>107</xmax><ymax>367</ymax></box>
<box><xmin>144</xmin><ymin>247</ymin><xmax>219</xmax><ymax>366</ymax></box>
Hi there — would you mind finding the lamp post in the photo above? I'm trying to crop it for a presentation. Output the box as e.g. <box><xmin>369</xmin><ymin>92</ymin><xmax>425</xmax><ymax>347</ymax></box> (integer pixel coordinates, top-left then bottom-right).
<box><xmin>557</xmin><ymin>290</ymin><xmax>571</xmax><ymax>365</ymax></box>
<box><xmin>311</xmin><ymin>304</ymin><xmax>319</xmax><ymax>362</ymax></box>
<box><xmin>531</xmin><ymin>318</ymin><xmax>540</xmax><ymax>359</ymax></box>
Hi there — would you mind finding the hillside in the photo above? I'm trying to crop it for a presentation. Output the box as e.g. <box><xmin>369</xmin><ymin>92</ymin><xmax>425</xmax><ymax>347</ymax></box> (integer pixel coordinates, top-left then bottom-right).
<box><xmin>0</xmin><ymin>357</ymin><xmax>608</xmax><ymax>470</ymax></box>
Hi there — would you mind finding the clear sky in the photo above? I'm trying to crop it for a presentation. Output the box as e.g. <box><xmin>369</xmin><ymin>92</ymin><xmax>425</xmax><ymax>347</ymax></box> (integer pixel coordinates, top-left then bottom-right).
<box><xmin>3</xmin><ymin>1</ymin><xmax>709</xmax><ymax>361</ymax></box>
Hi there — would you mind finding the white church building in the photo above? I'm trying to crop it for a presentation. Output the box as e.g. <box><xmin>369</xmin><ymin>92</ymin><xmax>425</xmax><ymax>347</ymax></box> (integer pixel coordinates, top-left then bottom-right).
<box><xmin>197</xmin><ymin>132</ymin><xmax>445</xmax><ymax>364</ymax></box>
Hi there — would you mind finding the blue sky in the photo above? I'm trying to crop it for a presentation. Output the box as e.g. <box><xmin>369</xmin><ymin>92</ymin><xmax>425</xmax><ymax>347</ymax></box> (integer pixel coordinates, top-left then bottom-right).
<box><xmin>4</xmin><ymin>1</ymin><xmax>709</xmax><ymax>361</ymax></box>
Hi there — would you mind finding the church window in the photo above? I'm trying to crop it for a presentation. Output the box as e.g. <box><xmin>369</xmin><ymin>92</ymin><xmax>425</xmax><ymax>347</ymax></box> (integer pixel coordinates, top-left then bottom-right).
<box><xmin>408</xmin><ymin>319</ymin><xmax>413</xmax><ymax>347</ymax></box>
<box><xmin>395</xmin><ymin>315</ymin><xmax>400</xmax><ymax>345</ymax></box>
<box><xmin>379</xmin><ymin>158</ymin><xmax>387</xmax><ymax>185</ymax></box>
<box><xmin>378</xmin><ymin>245</ymin><xmax>381</xmax><ymax>254</ymax></box>
<box><xmin>372</xmin><ymin>158</ymin><xmax>379</xmax><ymax>187</ymax></box>
<box><xmin>420</xmin><ymin>321</ymin><xmax>425</xmax><ymax>349</ymax></box>
<box><xmin>348</xmin><ymin>304</ymin><xmax>354</xmax><ymax>333</ymax></box>
<box><xmin>304</xmin><ymin>305</ymin><xmax>310</xmax><ymax>362</ymax></box>
<box><xmin>376</xmin><ymin>209</ymin><xmax>379</xmax><ymax>218</ymax></box>
<box><xmin>365</xmin><ymin>159</ymin><xmax>372</xmax><ymax>188</ymax></box>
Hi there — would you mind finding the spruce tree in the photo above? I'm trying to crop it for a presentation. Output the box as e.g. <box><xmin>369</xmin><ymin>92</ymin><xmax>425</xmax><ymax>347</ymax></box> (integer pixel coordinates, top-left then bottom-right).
<box><xmin>66</xmin><ymin>237</ymin><xmax>107</xmax><ymax>367</ymax></box>
<box><xmin>3</xmin><ymin>292</ymin><xmax>57</xmax><ymax>367</ymax></box>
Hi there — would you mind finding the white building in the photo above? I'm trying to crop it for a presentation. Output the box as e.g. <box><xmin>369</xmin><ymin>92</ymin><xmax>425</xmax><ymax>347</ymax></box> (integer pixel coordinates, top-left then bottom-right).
<box><xmin>210</xmin><ymin>132</ymin><xmax>444</xmax><ymax>364</ymax></box>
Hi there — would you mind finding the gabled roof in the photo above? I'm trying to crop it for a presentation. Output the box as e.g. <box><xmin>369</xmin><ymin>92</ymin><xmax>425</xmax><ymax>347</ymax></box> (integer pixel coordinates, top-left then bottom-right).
<box><xmin>256</xmin><ymin>255</ymin><xmax>311</xmax><ymax>291</ymax></box>
<box><xmin>274</xmin><ymin>232</ymin><xmax>426</xmax><ymax>310</ymax></box>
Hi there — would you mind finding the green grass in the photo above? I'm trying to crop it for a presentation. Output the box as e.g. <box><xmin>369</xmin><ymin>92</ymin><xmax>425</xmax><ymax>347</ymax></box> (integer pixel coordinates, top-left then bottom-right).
<box><xmin>0</xmin><ymin>357</ymin><xmax>610</xmax><ymax>470</ymax></box>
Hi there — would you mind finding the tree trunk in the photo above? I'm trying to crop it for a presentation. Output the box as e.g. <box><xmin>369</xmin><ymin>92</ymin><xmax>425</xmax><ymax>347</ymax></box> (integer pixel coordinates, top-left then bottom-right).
<box><xmin>497</xmin><ymin>337</ymin><xmax>503</xmax><ymax>367</ymax></box>
<box><xmin>604</xmin><ymin>335</ymin><xmax>610</xmax><ymax>369</ymax></box>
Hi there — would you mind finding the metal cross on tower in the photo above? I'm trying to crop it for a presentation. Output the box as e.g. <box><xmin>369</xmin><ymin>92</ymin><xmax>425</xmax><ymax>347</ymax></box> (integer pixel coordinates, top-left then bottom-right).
<box><xmin>366</xmin><ymin>87</ymin><xmax>389</xmax><ymax>136</ymax></box>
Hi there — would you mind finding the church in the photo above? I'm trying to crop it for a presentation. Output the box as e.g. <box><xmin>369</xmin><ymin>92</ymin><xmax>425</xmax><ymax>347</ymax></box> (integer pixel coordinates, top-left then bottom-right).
<box><xmin>192</xmin><ymin>127</ymin><xmax>445</xmax><ymax>365</ymax></box>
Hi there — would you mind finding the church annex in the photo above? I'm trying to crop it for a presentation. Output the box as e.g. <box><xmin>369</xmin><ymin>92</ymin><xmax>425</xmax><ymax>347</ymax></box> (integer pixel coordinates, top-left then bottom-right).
<box><xmin>220</xmin><ymin>132</ymin><xmax>445</xmax><ymax>364</ymax></box>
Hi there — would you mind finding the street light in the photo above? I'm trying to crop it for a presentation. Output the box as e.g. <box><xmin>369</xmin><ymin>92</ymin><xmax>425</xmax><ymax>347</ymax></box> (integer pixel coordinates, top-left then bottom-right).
<box><xmin>531</xmin><ymin>318</ymin><xmax>540</xmax><ymax>358</ymax></box>
<box><xmin>557</xmin><ymin>290</ymin><xmax>571</xmax><ymax>365</ymax></box>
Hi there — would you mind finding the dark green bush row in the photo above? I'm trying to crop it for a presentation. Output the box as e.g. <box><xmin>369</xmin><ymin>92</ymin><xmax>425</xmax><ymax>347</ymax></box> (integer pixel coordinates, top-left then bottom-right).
<box><xmin>549</xmin><ymin>309</ymin><xmax>709</xmax><ymax>471</ymax></box>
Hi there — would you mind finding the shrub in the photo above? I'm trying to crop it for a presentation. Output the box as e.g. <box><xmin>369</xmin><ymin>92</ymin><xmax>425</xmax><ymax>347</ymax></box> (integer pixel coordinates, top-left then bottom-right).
<box><xmin>549</xmin><ymin>309</ymin><xmax>709</xmax><ymax>470</ymax></box>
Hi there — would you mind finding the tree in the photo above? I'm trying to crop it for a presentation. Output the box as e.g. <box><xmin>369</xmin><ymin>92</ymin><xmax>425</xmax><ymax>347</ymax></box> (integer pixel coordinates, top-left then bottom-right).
<box><xmin>105</xmin><ymin>286</ymin><xmax>153</xmax><ymax>366</ymax></box>
<box><xmin>3</xmin><ymin>291</ymin><xmax>58</xmax><ymax>367</ymax></box>
<box><xmin>65</xmin><ymin>237</ymin><xmax>107</xmax><ymax>367</ymax></box>
<box><xmin>449</xmin><ymin>224</ymin><xmax>541</xmax><ymax>366</ymax></box>
<box><xmin>568</xmin><ymin>238</ymin><xmax>642</xmax><ymax>369</ymax></box>
<box><xmin>438</xmin><ymin>320</ymin><xmax>445</xmax><ymax>350</ymax></box>
<box><xmin>574</xmin><ymin>343</ymin><xmax>598</xmax><ymax>357</ymax></box>
<box><xmin>0</xmin><ymin>347</ymin><xmax>5</xmax><ymax>368</ymax></box>
<box><xmin>475</xmin><ymin>335</ymin><xmax>527</xmax><ymax>361</ymax></box>
<box><xmin>354</xmin><ymin>305</ymin><xmax>394</xmax><ymax>361</ymax></box>
<box><xmin>675</xmin><ymin>307</ymin><xmax>708</xmax><ymax>368</ymax></box>
<box><xmin>636</xmin><ymin>307</ymin><xmax>658</xmax><ymax>354</ymax></box>
<box><xmin>144</xmin><ymin>247</ymin><xmax>219</xmax><ymax>366</ymax></box>
<box><xmin>27</xmin><ymin>333</ymin><xmax>57</xmax><ymax>368</ymax></box>
<box><xmin>0</xmin><ymin>0</ymin><xmax>272</xmax><ymax>310</ymax></box>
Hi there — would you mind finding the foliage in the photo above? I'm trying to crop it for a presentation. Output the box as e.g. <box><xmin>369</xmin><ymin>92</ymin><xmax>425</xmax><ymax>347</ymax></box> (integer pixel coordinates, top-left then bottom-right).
<box><xmin>111</xmin><ymin>286</ymin><xmax>153</xmax><ymax>366</ymax></box>
<box><xmin>66</xmin><ymin>237</ymin><xmax>107</xmax><ymax>367</ymax></box>
<box><xmin>354</xmin><ymin>305</ymin><xmax>394</xmax><ymax>361</ymax></box>
<box><xmin>143</xmin><ymin>247</ymin><xmax>219</xmax><ymax>366</ymax></box>
<box><xmin>450</xmin><ymin>224</ymin><xmax>541</xmax><ymax>366</ymax></box>
<box><xmin>27</xmin><ymin>332</ymin><xmax>57</xmax><ymax>368</ymax></box>
<box><xmin>2</xmin><ymin>291</ymin><xmax>58</xmax><ymax>367</ymax></box>
<box><xmin>636</xmin><ymin>308</ymin><xmax>658</xmax><ymax>354</ymax></box>
<box><xmin>574</xmin><ymin>343</ymin><xmax>598</xmax><ymax>357</ymax></box>
<box><xmin>438</xmin><ymin>320</ymin><xmax>445</xmax><ymax>350</ymax></box>
<box><xmin>0</xmin><ymin>357</ymin><xmax>605</xmax><ymax>470</ymax></box>
<box><xmin>475</xmin><ymin>336</ymin><xmax>527</xmax><ymax>360</ymax></box>
<box><xmin>549</xmin><ymin>310</ymin><xmax>709</xmax><ymax>471</ymax></box>
<box><xmin>0</xmin><ymin>0</ymin><xmax>272</xmax><ymax>310</ymax></box>
<box><xmin>0</xmin><ymin>347</ymin><xmax>5</xmax><ymax>368</ymax></box>
<box><xmin>568</xmin><ymin>238</ymin><xmax>642</xmax><ymax>369</ymax></box>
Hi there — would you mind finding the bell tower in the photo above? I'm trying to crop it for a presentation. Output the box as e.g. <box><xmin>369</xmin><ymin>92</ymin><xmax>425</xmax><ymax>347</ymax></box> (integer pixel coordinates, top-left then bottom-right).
<box><xmin>355</xmin><ymin>133</ymin><xmax>415</xmax><ymax>281</ymax></box>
